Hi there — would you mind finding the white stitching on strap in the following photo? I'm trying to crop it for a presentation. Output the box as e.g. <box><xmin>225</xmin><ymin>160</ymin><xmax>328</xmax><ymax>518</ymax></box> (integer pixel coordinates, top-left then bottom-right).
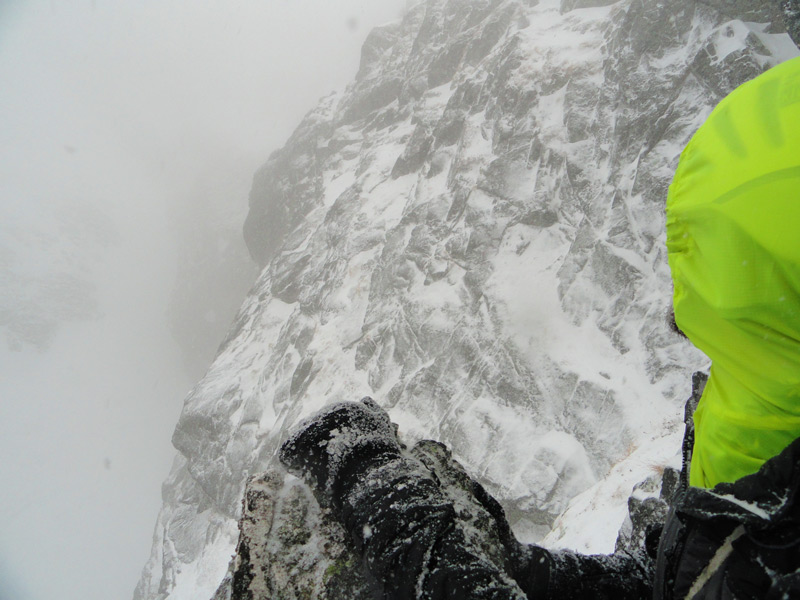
<box><xmin>686</xmin><ymin>525</ymin><xmax>746</xmax><ymax>599</ymax></box>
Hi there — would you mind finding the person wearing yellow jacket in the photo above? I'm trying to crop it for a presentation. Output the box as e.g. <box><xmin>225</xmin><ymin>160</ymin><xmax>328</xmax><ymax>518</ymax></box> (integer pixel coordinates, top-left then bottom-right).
<box><xmin>666</xmin><ymin>55</ymin><xmax>800</xmax><ymax>489</ymax></box>
<box><xmin>278</xmin><ymin>57</ymin><xmax>800</xmax><ymax>600</ymax></box>
<box><xmin>647</xmin><ymin>54</ymin><xmax>800</xmax><ymax>600</ymax></box>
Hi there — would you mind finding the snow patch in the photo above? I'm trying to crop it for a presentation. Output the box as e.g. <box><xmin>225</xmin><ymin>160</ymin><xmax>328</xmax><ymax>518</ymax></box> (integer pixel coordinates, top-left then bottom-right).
<box><xmin>542</xmin><ymin>430</ymin><xmax>682</xmax><ymax>552</ymax></box>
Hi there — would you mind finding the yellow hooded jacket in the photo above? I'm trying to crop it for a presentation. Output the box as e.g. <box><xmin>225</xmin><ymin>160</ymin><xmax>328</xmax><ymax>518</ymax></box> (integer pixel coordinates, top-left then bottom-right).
<box><xmin>666</xmin><ymin>56</ymin><xmax>800</xmax><ymax>488</ymax></box>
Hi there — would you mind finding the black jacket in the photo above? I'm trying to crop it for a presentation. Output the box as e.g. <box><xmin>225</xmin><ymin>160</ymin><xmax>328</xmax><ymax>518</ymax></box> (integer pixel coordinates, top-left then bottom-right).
<box><xmin>653</xmin><ymin>438</ymin><xmax>800</xmax><ymax>599</ymax></box>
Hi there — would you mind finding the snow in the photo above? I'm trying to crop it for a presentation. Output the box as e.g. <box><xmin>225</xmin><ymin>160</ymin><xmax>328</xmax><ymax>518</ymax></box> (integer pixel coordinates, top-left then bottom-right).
<box><xmin>471</xmin><ymin>400</ymin><xmax>597</xmax><ymax>510</ymax></box>
<box><xmin>746</xmin><ymin>22</ymin><xmax>800</xmax><ymax>63</ymax></box>
<box><xmin>711</xmin><ymin>20</ymin><xmax>800</xmax><ymax>67</ymax></box>
<box><xmin>542</xmin><ymin>430</ymin><xmax>682</xmax><ymax>552</ymax></box>
<box><xmin>166</xmin><ymin>514</ymin><xmax>239</xmax><ymax>600</ymax></box>
<box><xmin>712</xmin><ymin>21</ymin><xmax>751</xmax><ymax>64</ymax></box>
<box><xmin>706</xmin><ymin>491</ymin><xmax>771</xmax><ymax>520</ymax></box>
<box><xmin>536</xmin><ymin>85</ymin><xmax>568</xmax><ymax>148</ymax></box>
<box><xmin>515</xmin><ymin>0</ymin><xmax>610</xmax><ymax>84</ymax></box>
<box><xmin>322</xmin><ymin>163</ymin><xmax>358</xmax><ymax>208</ymax></box>
<box><xmin>368</xmin><ymin>172</ymin><xmax>417</xmax><ymax>229</ymax></box>
<box><xmin>488</xmin><ymin>226</ymin><xmax>681</xmax><ymax>443</ymax></box>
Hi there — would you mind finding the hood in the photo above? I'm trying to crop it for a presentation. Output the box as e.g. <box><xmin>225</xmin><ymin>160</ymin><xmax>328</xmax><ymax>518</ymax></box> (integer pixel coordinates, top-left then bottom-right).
<box><xmin>666</xmin><ymin>56</ymin><xmax>800</xmax><ymax>487</ymax></box>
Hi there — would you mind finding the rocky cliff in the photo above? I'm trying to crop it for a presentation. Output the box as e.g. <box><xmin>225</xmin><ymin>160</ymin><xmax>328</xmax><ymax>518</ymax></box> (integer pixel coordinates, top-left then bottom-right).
<box><xmin>135</xmin><ymin>1</ymin><xmax>799</xmax><ymax>598</ymax></box>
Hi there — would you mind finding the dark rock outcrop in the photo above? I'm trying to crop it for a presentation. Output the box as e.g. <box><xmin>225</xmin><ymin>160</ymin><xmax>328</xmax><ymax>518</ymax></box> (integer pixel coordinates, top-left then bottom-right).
<box><xmin>783</xmin><ymin>0</ymin><xmax>800</xmax><ymax>46</ymax></box>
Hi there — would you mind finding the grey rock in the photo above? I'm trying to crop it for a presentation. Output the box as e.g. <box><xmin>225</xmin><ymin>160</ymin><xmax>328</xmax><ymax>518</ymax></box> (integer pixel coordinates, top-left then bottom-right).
<box><xmin>782</xmin><ymin>0</ymin><xmax>800</xmax><ymax>46</ymax></box>
<box><xmin>243</xmin><ymin>95</ymin><xmax>337</xmax><ymax>266</ymax></box>
<box><xmin>613</xmin><ymin>466</ymin><xmax>678</xmax><ymax>556</ymax></box>
<box><xmin>392</xmin><ymin>123</ymin><xmax>435</xmax><ymax>178</ymax></box>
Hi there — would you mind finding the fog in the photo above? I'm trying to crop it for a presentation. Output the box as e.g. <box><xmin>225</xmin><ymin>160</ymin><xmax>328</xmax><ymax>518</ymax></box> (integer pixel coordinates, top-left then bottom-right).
<box><xmin>0</xmin><ymin>2</ymin><xmax>407</xmax><ymax>599</ymax></box>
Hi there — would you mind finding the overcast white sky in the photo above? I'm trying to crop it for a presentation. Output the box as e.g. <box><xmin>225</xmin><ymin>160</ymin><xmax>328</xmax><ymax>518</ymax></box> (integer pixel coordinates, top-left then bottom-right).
<box><xmin>0</xmin><ymin>2</ymin><xmax>407</xmax><ymax>599</ymax></box>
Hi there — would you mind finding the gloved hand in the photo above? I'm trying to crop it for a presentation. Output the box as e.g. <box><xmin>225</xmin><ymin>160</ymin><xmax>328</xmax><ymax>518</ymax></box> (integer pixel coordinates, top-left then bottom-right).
<box><xmin>279</xmin><ymin>397</ymin><xmax>403</xmax><ymax>506</ymax></box>
<box><xmin>280</xmin><ymin>398</ymin><xmax>535</xmax><ymax>599</ymax></box>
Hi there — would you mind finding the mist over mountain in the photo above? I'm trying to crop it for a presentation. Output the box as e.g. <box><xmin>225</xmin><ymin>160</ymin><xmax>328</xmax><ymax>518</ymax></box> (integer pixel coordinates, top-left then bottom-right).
<box><xmin>136</xmin><ymin>1</ymin><xmax>799</xmax><ymax>598</ymax></box>
<box><xmin>0</xmin><ymin>3</ymin><xmax>408</xmax><ymax>600</ymax></box>
<box><xmin>166</xmin><ymin>158</ymin><xmax>260</xmax><ymax>381</ymax></box>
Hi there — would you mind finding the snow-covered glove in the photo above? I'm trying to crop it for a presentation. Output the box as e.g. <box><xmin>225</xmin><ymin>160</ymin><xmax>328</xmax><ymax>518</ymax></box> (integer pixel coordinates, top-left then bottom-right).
<box><xmin>281</xmin><ymin>398</ymin><xmax>532</xmax><ymax>599</ymax></box>
<box><xmin>279</xmin><ymin>397</ymin><xmax>402</xmax><ymax>507</ymax></box>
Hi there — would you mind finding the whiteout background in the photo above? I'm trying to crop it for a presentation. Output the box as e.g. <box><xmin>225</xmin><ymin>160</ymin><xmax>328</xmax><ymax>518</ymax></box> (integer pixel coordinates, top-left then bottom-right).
<box><xmin>0</xmin><ymin>2</ymin><xmax>407</xmax><ymax>599</ymax></box>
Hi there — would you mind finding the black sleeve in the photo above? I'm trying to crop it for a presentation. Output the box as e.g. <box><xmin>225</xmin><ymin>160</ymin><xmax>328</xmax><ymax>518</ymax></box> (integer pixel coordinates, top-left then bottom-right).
<box><xmin>336</xmin><ymin>451</ymin><xmax>530</xmax><ymax>599</ymax></box>
<box><xmin>340</xmin><ymin>453</ymin><xmax>652</xmax><ymax>600</ymax></box>
<box><xmin>653</xmin><ymin>436</ymin><xmax>800</xmax><ymax>600</ymax></box>
<box><xmin>535</xmin><ymin>549</ymin><xmax>653</xmax><ymax>600</ymax></box>
<box><xmin>280</xmin><ymin>400</ymin><xmax>528</xmax><ymax>600</ymax></box>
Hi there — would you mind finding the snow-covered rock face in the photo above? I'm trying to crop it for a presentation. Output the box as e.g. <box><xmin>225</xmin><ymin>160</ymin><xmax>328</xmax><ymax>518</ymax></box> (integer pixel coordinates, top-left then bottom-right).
<box><xmin>135</xmin><ymin>1</ymin><xmax>798</xmax><ymax>598</ymax></box>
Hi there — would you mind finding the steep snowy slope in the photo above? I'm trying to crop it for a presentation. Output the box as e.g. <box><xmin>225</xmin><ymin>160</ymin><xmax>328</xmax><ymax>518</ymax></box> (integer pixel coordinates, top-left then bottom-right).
<box><xmin>135</xmin><ymin>1</ymin><xmax>799</xmax><ymax>598</ymax></box>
